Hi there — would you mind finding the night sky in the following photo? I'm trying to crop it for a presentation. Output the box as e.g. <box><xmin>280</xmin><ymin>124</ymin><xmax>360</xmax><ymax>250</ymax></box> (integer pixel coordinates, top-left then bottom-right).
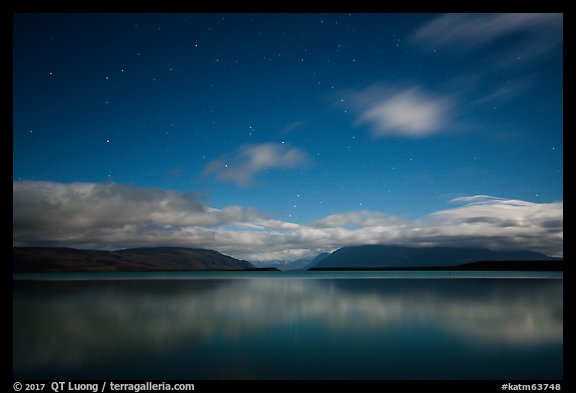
<box><xmin>13</xmin><ymin>13</ymin><xmax>563</xmax><ymax>262</ymax></box>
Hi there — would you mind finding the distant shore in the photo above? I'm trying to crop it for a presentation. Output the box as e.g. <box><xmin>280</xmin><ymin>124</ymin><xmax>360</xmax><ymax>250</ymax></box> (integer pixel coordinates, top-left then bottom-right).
<box><xmin>309</xmin><ymin>260</ymin><xmax>563</xmax><ymax>272</ymax></box>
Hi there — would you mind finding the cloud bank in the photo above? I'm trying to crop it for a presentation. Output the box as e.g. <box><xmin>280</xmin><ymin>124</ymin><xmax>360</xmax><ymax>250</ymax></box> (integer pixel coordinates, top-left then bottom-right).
<box><xmin>13</xmin><ymin>181</ymin><xmax>563</xmax><ymax>260</ymax></box>
<box><xmin>203</xmin><ymin>143</ymin><xmax>310</xmax><ymax>187</ymax></box>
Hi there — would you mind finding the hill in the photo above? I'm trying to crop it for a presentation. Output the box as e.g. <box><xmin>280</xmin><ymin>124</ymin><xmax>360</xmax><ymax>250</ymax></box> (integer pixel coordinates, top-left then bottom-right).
<box><xmin>309</xmin><ymin>245</ymin><xmax>561</xmax><ymax>270</ymax></box>
<box><xmin>13</xmin><ymin>247</ymin><xmax>259</xmax><ymax>272</ymax></box>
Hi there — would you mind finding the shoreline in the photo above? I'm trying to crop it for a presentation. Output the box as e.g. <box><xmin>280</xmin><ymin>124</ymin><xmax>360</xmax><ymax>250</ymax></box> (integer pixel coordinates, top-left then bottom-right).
<box><xmin>12</xmin><ymin>270</ymin><xmax>563</xmax><ymax>281</ymax></box>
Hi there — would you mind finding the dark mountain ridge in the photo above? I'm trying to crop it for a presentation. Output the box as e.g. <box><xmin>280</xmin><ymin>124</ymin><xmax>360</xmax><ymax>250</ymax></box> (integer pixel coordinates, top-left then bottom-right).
<box><xmin>13</xmin><ymin>246</ymin><xmax>260</xmax><ymax>272</ymax></box>
<box><xmin>309</xmin><ymin>245</ymin><xmax>561</xmax><ymax>271</ymax></box>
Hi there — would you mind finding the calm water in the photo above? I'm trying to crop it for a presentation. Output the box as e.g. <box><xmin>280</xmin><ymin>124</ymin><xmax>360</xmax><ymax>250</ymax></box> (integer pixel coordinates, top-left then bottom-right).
<box><xmin>13</xmin><ymin>271</ymin><xmax>563</xmax><ymax>380</ymax></box>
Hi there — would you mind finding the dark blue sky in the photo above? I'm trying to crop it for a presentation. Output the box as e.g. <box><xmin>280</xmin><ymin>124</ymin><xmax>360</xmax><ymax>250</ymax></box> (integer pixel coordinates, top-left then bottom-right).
<box><xmin>13</xmin><ymin>13</ymin><xmax>563</xmax><ymax>261</ymax></box>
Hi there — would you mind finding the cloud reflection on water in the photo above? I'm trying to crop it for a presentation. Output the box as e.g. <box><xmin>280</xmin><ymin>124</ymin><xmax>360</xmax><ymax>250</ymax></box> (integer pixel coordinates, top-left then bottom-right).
<box><xmin>13</xmin><ymin>278</ymin><xmax>562</xmax><ymax>370</ymax></box>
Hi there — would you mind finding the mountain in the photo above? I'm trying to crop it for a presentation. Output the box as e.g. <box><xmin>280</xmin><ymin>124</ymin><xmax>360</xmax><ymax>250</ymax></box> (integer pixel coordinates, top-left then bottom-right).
<box><xmin>13</xmin><ymin>247</ymin><xmax>259</xmax><ymax>272</ymax></box>
<box><xmin>311</xmin><ymin>252</ymin><xmax>331</xmax><ymax>266</ymax></box>
<box><xmin>251</xmin><ymin>253</ymin><xmax>331</xmax><ymax>271</ymax></box>
<box><xmin>309</xmin><ymin>245</ymin><xmax>561</xmax><ymax>270</ymax></box>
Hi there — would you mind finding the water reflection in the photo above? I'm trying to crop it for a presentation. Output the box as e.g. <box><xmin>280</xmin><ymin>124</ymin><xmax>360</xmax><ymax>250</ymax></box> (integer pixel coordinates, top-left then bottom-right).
<box><xmin>13</xmin><ymin>277</ymin><xmax>562</xmax><ymax>379</ymax></box>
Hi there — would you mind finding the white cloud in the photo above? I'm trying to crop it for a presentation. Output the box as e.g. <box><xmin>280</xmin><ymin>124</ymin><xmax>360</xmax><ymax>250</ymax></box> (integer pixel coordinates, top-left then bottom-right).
<box><xmin>13</xmin><ymin>181</ymin><xmax>563</xmax><ymax>261</ymax></box>
<box><xmin>471</xmin><ymin>76</ymin><xmax>533</xmax><ymax>106</ymax></box>
<box><xmin>308</xmin><ymin>210</ymin><xmax>401</xmax><ymax>228</ymax></box>
<box><xmin>13</xmin><ymin>181</ymin><xmax>266</xmax><ymax>230</ymax></box>
<box><xmin>349</xmin><ymin>86</ymin><xmax>454</xmax><ymax>138</ymax></box>
<box><xmin>410</xmin><ymin>13</ymin><xmax>562</xmax><ymax>68</ymax></box>
<box><xmin>280</xmin><ymin>120</ymin><xmax>307</xmax><ymax>134</ymax></box>
<box><xmin>341</xmin><ymin>15</ymin><xmax>561</xmax><ymax>138</ymax></box>
<box><xmin>203</xmin><ymin>143</ymin><xmax>310</xmax><ymax>187</ymax></box>
<box><xmin>404</xmin><ymin>13</ymin><xmax>563</xmax><ymax>122</ymax></box>
<box><xmin>411</xmin><ymin>13</ymin><xmax>561</xmax><ymax>50</ymax></box>
<box><xmin>407</xmin><ymin>196</ymin><xmax>563</xmax><ymax>257</ymax></box>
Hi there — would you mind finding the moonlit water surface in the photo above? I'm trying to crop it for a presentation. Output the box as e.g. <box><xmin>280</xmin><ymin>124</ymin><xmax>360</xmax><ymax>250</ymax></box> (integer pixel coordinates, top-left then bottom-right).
<box><xmin>13</xmin><ymin>272</ymin><xmax>563</xmax><ymax>380</ymax></box>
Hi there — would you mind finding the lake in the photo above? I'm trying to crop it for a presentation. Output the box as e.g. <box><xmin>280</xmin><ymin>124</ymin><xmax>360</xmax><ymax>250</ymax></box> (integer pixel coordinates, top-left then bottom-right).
<box><xmin>13</xmin><ymin>271</ymin><xmax>563</xmax><ymax>380</ymax></box>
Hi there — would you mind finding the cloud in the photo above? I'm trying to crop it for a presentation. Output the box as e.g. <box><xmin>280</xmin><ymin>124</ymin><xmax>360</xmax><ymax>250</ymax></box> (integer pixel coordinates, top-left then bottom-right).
<box><xmin>13</xmin><ymin>181</ymin><xmax>269</xmax><ymax>247</ymax></box>
<box><xmin>280</xmin><ymin>120</ymin><xmax>307</xmax><ymax>134</ymax></box>
<box><xmin>203</xmin><ymin>143</ymin><xmax>310</xmax><ymax>187</ymax></box>
<box><xmin>471</xmin><ymin>76</ymin><xmax>533</xmax><ymax>106</ymax></box>
<box><xmin>340</xmin><ymin>14</ymin><xmax>561</xmax><ymax>138</ymax></box>
<box><xmin>13</xmin><ymin>181</ymin><xmax>563</xmax><ymax>260</ymax></box>
<box><xmin>410</xmin><ymin>13</ymin><xmax>562</xmax><ymax>66</ymax></box>
<box><xmin>411</xmin><ymin>13</ymin><xmax>561</xmax><ymax>50</ymax></box>
<box><xmin>348</xmin><ymin>85</ymin><xmax>454</xmax><ymax>138</ymax></box>
<box><xmin>308</xmin><ymin>210</ymin><xmax>401</xmax><ymax>228</ymax></box>
<box><xmin>407</xmin><ymin>14</ymin><xmax>562</xmax><ymax>111</ymax></box>
<box><xmin>406</xmin><ymin>196</ymin><xmax>563</xmax><ymax>256</ymax></box>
